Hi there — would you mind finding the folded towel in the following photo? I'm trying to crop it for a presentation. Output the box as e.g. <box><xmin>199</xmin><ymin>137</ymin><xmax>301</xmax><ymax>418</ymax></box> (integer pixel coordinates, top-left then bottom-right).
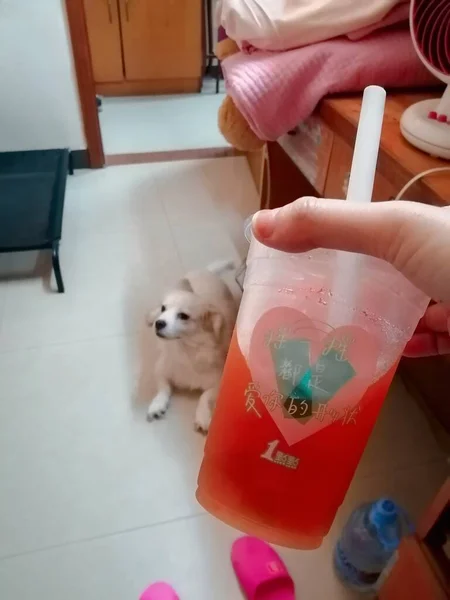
<box><xmin>217</xmin><ymin>0</ymin><xmax>408</xmax><ymax>52</ymax></box>
<box><xmin>221</xmin><ymin>29</ymin><xmax>438</xmax><ymax>141</ymax></box>
<box><xmin>347</xmin><ymin>3</ymin><xmax>410</xmax><ymax>40</ymax></box>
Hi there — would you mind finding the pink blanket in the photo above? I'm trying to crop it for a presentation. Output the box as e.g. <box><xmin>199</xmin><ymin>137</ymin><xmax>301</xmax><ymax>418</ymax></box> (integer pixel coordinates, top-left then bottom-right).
<box><xmin>222</xmin><ymin>29</ymin><xmax>438</xmax><ymax>141</ymax></box>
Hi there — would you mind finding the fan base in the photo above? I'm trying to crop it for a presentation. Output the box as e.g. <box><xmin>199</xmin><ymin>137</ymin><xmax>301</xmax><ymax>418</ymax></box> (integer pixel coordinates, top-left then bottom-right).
<box><xmin>400</xmin><ymin>99</ymin><xmax>450</xmax><ymax>160</ymax></box>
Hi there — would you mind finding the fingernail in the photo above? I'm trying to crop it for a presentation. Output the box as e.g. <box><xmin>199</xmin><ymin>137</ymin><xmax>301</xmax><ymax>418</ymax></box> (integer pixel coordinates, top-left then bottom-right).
<box><xmin>253</xmin><ymin>210</ymin><xmax>275</xmax><ymax>239</ymax></box>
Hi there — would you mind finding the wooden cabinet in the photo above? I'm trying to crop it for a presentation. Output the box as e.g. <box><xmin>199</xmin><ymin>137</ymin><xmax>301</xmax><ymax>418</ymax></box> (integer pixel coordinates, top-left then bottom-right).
<box><xmin>83</xmin><ymin>0</ymin><xmax>124</xmax><ymax>83</ymax></box>
<box><xmin>84</xmin><ymin>0</ymin><xmax>203</xmax><ymax>95</ymax></box>
<box><xmin>119</xmin><ymin>0</ymin><xmax>202</xmax><ymax>81</ymax></box>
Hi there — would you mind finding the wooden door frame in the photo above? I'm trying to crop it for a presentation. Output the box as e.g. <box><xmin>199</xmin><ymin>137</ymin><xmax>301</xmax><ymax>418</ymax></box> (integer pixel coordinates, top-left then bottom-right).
<box><xmin>65</xmin><ymin>0</ymin><xmax>105</xmax><ymax>168</ymax></box>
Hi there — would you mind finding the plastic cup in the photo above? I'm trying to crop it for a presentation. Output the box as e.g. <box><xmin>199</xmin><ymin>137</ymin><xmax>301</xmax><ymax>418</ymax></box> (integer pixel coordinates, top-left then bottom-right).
<box><xmin>196</xmin><ymin>237</ymin><xmax>429</xmax><ymax>549</ymax></box>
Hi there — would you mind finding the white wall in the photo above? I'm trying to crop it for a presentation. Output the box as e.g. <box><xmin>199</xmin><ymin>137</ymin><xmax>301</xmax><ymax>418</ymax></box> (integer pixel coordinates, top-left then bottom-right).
<box><xmin>0</xmin><ymin>0</ymin><xmax>86</xmax><ymax>151</ymax></box>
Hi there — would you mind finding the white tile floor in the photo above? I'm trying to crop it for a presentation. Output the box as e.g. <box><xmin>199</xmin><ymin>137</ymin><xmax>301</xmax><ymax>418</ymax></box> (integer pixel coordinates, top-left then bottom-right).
<box><xmin>0</xmin><ymin>158</ymin><xmax>447</xmax><ymax>599</ymax></box>
<box><xmin>99</xmin><ymin>93</ymin><xmax>229</xmax><ymax>155</ymax></box>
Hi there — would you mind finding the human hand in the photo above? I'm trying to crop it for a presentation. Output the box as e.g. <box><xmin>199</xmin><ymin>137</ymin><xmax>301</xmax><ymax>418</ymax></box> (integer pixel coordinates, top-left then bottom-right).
<box><xmin>253</xmin><ymin>199</ymin><xmax>450</xmax><ymax>357</ymax></box>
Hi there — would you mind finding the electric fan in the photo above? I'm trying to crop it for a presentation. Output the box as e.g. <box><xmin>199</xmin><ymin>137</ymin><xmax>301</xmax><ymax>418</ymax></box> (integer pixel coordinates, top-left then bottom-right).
<box><xmin>400</xmin><ymin>0</ymin><xmax>450</xmax><ymax>159</ymax></box>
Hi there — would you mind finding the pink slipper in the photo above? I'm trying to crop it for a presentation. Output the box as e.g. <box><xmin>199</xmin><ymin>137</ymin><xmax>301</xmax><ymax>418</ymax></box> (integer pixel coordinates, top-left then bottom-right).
<box><xmin>139</xmin><ymin>582</ymin><xmax>179</xmax><ymax>600</ymax></box>
<box><xmin>231</xmin><ymin>536</ymin><xmax>295</xmax><ymax>600</ymax></box>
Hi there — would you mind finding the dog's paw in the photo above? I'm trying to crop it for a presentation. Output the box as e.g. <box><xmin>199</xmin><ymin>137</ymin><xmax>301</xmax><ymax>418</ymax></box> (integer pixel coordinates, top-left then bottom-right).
<box><xmin>194</xmin><ymin>421</ymin><xmax>209</xmax><ymax>435</ymax></box>
<box><xmin>194</xmin><ymin>406</ymin><xmax>212</xmax><ymax>435</ymax></box>
<box><xmin>146</xmin><ymin>393</ymin><xmax>170</xmax><ymax>422</ymax></box>
<box><xmin>146</xmin><ymin>408</ymin><xmax>166</xmax><ymax>422</ymax></box>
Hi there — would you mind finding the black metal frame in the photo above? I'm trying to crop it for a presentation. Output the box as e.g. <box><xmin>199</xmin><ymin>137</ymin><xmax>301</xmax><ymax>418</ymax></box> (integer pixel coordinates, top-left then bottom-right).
<box><xmin>0</xmin><ymin>149</ymin><xmax>71</xmax><ymax>294</ymax></box>
<box><xmin>52</xmin><ymin>241</ymin><xmax>64</xmax><ymax>293</ymax></box>
<box><xmin>204</xmin><ymin>0</ymin><xmax>222</xmax><ymax>93</ymax></box>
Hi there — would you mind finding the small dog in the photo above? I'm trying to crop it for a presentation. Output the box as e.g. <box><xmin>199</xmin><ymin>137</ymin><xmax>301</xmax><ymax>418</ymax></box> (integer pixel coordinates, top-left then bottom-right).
<box><xmin>146</xmin><ymin>260</ymin><xmax>238</xmax><ymax>433</ymax></box>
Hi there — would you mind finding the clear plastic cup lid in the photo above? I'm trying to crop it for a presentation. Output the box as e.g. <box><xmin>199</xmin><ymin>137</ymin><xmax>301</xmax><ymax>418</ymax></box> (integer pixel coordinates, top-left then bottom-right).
<box><xmin>244</xmin><ymin>214</ymin><xmax>254</xmax><ymax>243</ymax></box>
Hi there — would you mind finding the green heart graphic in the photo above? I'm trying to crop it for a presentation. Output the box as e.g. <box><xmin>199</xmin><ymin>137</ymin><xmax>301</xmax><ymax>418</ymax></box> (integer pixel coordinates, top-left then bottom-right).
<box><xmin>270</xmin><ymin>339</ymin><xmax>356</xmax><ymax>422</ymax></box>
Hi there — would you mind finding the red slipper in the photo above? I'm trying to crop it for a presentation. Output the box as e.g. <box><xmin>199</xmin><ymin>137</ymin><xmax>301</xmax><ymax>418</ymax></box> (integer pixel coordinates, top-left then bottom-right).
<box><xmin>139</xmin><ymin>582</ymin><xmax>179</xmax><ymax>600</ymax></box>
<box><xmin>231</xmin><ymin>536</ymin><xmax>295</xmax><ymax>599</ymax></box>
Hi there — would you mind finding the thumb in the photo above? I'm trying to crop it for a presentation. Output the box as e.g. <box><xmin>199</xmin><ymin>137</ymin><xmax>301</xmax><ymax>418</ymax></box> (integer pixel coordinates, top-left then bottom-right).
<box><xmin>253</xmin><ymin>198</ymin><xmax>450</xmax><ymax>303</ymax></box>
<box><xmin>253</xmin><ymin>198</ymin><xmax>408</xmax><ymax>259</ymax></box>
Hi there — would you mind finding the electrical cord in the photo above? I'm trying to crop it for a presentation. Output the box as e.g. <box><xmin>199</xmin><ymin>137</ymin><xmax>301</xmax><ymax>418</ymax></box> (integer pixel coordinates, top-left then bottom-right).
<box><xmin>394</xmin><ymin>167</ymin><xmax>450</xmax><ymax>200</ymax></box>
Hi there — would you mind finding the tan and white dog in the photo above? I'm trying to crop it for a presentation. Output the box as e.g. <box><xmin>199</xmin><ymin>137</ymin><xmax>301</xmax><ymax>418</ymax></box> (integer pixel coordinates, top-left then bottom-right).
<box><xmin>146</xmin><ymin>260</ymin><xmax>238</xmax><ymax>433</ymax></box>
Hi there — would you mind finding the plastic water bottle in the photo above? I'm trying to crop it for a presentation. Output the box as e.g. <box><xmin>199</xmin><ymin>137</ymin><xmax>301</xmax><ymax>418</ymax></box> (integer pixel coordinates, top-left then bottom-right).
<box><xmin>334</xmin><ymin>498</ymin><xmax>413</xmax><ymax>594</ymax></box>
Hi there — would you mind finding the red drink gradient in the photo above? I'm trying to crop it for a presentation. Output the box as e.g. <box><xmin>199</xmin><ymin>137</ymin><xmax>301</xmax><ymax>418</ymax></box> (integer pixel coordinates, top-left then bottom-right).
<box><xmin>196</xmin><ymin>331</ymin><xmax>397</xmax><ymax>549</ymax></box>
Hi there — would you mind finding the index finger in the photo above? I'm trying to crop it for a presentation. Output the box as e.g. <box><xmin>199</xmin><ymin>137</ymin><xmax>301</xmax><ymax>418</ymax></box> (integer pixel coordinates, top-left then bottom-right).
<box><xmin>403</xmin><ymin>332</ymin><xmax>450</xmax><ymax>357</ymax></box>
<box><xmin>415</xmin><ymin>303</ymin><xmax>450</xmax><ymax>334</ymax></box>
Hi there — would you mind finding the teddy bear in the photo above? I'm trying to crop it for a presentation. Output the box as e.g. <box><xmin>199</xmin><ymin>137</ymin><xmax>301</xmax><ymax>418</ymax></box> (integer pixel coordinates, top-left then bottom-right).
<box><xmin>216</xmin><ymin>38</ymin><xmax>265</xmax><ymax>152</ymax></box>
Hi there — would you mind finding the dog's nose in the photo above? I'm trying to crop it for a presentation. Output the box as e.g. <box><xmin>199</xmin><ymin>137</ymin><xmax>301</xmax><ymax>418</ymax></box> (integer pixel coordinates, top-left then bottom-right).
<box><xmin>155</xmin><ymin>319</ymin><xmax>166</xmax><ymax>332</ymax></box>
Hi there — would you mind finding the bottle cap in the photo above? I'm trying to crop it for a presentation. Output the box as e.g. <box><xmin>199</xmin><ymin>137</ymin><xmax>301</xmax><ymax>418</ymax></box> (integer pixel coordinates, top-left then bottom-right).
<box><xmin>369</xmin><ymin>498</ymin><xmax>400</xmax><ymax>552</ymax></box>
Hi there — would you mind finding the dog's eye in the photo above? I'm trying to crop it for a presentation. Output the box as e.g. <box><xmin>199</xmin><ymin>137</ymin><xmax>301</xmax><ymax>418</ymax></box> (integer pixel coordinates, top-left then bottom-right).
<box><xmin>177</xmin><ymin>312</ymin><xmax>190</xmax><ymax>321</ymax></box>
<box><xmin>161</xmin><ymin>305</ymin><xmax>166</xmax><ymax>313</ymax></box>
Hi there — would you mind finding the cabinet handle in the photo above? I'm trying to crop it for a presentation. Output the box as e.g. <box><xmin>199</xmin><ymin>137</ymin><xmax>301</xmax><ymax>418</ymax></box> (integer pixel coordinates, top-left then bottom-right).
<box><xmin>105</xmin><ymin>0</ymin><xmax>113</xmax><ymax>23</ymax></box>
<box><xmin>124</xmin><ymin>0</ymin><xmax>132</xmax><ymax>21</ymax></box>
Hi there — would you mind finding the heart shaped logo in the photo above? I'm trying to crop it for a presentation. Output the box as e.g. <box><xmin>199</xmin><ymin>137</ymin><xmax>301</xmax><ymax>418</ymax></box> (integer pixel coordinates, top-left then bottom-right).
<box><xmin>248</xmin><ymin>307</ymin><xmax>379</xmax><ymax>445</ymax></box>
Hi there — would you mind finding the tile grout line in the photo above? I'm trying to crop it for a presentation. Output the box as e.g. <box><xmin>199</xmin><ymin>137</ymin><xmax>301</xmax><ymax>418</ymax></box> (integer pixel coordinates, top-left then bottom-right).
<box><xmin>159</xmin><ymin>189</ymin><xmax>187</xmax><ymax>272</ymax></box>
<box><xmin>159</xmin><ymin>161</ymin><xmax>247</xmax><ymax>271</ymax></box>
<box><xmin>0</xmin><ymin>511</ymin><xmax>207</xmax><ymax>563</ymax></box>
<box><xmin>1</xmin><ymin>458</ymin><xmax>446</xmax><ymax>563</ymax></box>
<box><xmin>0</xmin><ymin>331</ymin><xmax>135</xmax><ymax>356</ymax></box>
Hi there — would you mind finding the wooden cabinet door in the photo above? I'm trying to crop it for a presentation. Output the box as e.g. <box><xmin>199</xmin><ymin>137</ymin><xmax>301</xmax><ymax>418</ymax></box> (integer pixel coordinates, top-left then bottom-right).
<box><xmin>119</xmin><ymin>0</ymin><xmax>202</xmax><ymax>81</ymax></box>
<box><xmin>84</xmin><ymin>0</ymin><xmax>124</xmax><ymax>83</ymax></box>
<box><xmin>324</xmin><ymin>135</ymin><xmax>396</xmax><ymax>201</ymax></box>
<box><xmin>264</xmin><ymin>142</ymin><xmax>318</xmax><ymax>210</ymax></box>
<box><xmin>277</xmin><ymin>118</ymin><xmax>334</xmax><ymax>196</ymax></box>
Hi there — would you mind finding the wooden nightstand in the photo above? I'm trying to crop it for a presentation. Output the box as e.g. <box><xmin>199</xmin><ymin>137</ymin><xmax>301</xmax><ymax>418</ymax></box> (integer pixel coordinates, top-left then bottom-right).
<box><xmin>255</xmin><ymin>92</ymin><xmax>449</xmax><ymax>210</ymax></box>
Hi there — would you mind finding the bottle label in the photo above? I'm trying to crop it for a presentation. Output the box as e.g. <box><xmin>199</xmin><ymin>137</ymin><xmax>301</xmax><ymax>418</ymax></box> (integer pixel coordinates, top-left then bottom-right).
<box><xmin>260</xmin><ymin>439</ymin><xmax>300</xmax><ymax>470</ymax></box>
<box><xmin>246</xmin><ymin>307</ymin><xmax>379</xmax><ymax>445</ymax></box>
<box><xmin>374</xmin><ymin>550</ymin><xmax>399</xmax><ymax>592</ymax></box>
<box><xmin>334</xmin><ymin>539</ymin><xmax>380</xmax><ymax>589</ymax></box>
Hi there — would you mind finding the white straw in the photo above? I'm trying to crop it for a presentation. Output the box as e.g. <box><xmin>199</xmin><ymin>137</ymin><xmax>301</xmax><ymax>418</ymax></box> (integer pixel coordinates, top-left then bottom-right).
<box><xmin>329</xmin><ymin>86</ymin><xmax>386</xmax><ymax>327</ymax></box>
<box><xmin>346</xmin><ymin>86</ymin><xmax>386</xmax><ymax>205</ymax></box>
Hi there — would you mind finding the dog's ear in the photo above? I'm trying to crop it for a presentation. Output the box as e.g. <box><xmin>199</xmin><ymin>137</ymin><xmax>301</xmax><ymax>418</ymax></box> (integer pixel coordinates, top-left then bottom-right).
<box><xmin>203</xmin><ymin>307</ymin><xmax>224</xmax><ymax>340</ymax></box>
<box><xmin>146</xmin><ymin>307</ymin><xmax>160</xmax><ymax>327</ymax></box>
<box><xmin>175</xmin><ymin>277</ymin><xmax>193</xmax><ymax>293</ymax></box>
